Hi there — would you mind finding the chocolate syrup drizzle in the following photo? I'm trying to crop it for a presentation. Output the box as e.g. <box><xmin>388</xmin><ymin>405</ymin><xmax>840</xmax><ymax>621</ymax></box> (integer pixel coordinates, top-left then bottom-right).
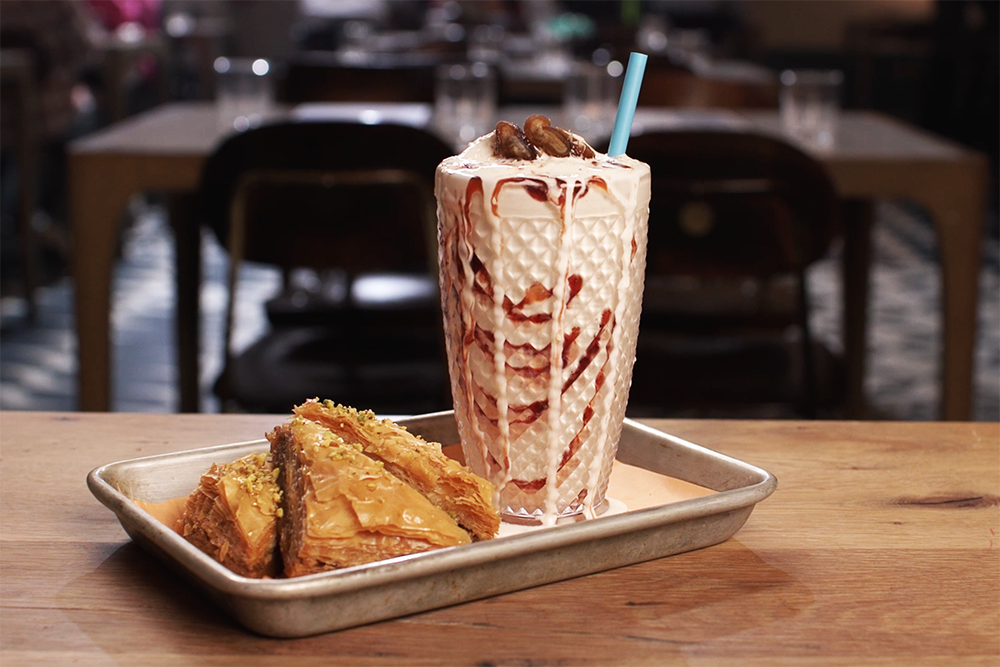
<box><xmin>441</xmin><ymin>172</ymin><xmax>642</xmax><ymax>512</ymax></box>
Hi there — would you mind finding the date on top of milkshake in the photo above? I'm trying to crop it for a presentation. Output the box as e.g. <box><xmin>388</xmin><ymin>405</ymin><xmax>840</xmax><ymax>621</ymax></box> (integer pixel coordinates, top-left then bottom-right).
<box><xmin>492</xmin><ymin>115</ymin><xmax>595</xmax><ymax>160</ymax></box>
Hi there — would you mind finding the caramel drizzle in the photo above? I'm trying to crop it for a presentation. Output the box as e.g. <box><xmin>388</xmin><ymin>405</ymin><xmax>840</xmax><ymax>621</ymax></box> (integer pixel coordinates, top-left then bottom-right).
<box><xmin>503</xmin><ymin>283</ymin><xmax>553</xmax><ymax>324</ymax></box>
<box><xmin>469</xmin><ymin>307</ymin><xmax>609</xmax><ymax>430</ymax></box>
<box><xmin>455</xmin><ymin>174</ymin><xmax>632</xmax><ymax>519</ymax></box>
<box><xmin>469</xmin><ymin>253</ymin><xmax>492</xmax><ymax>299</ymax></box>
<box><xmin>512</xmin><ymin>309</ymin><xmax>615</xmax><ymax>492</ymax></box>
<box><xmin>587</xmin><ymin>167</ymin><xmax>640</xmax><ymax>518</ymax></box>
<box><xmin>458</xmin><ymin>177</ymin><xmax>493</xmax><ymax>482</ymax></box>
<box><xmin>566</xmin><ymin>274</ymin><xmax>584</xmax><ymax>306</ymax></box>
<box><xmin>490</xmin><ymin>177</ymin><xmax>566</xmax><ymax>216</ymax></box>
<box><xmin>562</xmin><ymin>309</ymin><xmax>612</xmax><ymax>394</ymax></box>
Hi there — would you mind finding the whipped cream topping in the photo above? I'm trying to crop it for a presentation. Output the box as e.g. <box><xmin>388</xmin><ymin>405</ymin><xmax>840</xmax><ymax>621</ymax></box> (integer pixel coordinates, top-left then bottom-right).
<box><xmin>441</xmin><ymin>133</ymin><xmax>647</xmax><ymax>207</ymax></box>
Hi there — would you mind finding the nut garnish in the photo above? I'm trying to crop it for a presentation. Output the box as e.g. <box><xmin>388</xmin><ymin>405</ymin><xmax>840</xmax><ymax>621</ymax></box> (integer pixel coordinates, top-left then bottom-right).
<box><xmin>524</xmin><ymin>114</ymin><xmax>572</xmax><ymax>157</ymax></box>
<box><xmin>493</xmin><ymin>121</ymin><xmax>537</xmax><ymax>160</ymax></box>
<box><xmin>571</xmin><ymin>134</ymin><xmax>596</xmax><ymax>159</ymax></box>
<box><xmin>490</xmin><ymin>115</ymin><xmax>595</xmax><ymax>160</ymax></box>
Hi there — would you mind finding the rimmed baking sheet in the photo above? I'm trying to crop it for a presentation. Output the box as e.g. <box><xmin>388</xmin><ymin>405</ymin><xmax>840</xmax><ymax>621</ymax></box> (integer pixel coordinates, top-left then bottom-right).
<box><xmin>87</xmin><ymin>412</ymin><xmax>776</xmax><ymax>638</ymax></box>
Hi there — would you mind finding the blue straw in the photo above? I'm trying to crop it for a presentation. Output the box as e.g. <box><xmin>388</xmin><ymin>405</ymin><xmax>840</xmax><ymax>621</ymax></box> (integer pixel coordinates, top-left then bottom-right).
<box><xmin>607</xmin><ymin>52</ymin><xmax>648</xmax><ymax>157</ymax></box>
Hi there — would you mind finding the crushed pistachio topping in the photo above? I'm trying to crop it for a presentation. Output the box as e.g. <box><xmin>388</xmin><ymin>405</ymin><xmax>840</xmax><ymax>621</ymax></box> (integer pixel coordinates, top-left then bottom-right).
<box><xmin>321</xmin><ymin>398</ymin><xmax>377</xmax><ymax>424</ymax></box>
<box><xmin>316</xmin><ymin>429</ymin><xmax>366</xmax><ymax>460</ymax></box>
<box><xmin>220</xmin><ymin>452</ymin><xmax>284</xmax><ymax>515</ymax></box>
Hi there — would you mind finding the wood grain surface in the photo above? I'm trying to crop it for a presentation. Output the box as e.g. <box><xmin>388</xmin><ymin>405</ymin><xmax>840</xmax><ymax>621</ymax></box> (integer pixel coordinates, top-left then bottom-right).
<box><xmin>1</xmin><ymin>412</ymin><xmax>997</xmax><ymax>666</ymax></box>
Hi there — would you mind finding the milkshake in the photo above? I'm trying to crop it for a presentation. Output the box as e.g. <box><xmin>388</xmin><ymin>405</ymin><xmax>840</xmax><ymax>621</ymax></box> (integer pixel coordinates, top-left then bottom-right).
<box><xmin>436</xmin><ymin>116</ymin><xmax>651</xmax><ymax>525</ymax></box>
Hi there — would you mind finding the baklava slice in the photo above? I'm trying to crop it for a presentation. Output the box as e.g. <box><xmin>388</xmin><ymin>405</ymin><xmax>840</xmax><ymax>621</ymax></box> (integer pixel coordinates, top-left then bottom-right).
<box><xmin>294</xmin><ymin>399</ymin><xmax>501</xmax><ymax>540</ymax></box>
<box><xmin>268</xmin><ymin>416</ymin><xmax>471</xmax><ymax>577</ymax></box>
<box><xmin>178</xmin><ymin>452</ymin><xmax>282</xmax><ymax>578</ymax></box>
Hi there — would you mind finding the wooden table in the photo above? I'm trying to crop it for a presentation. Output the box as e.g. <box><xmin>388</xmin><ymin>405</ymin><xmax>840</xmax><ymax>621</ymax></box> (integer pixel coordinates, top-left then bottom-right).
<box><xmin>1</xmin><ymin>412</ymin><xmax>996</xmax><ymax>665</ymax></box>
<box><xmin>67</xmin><ymin>102</ymin><xmax>989</xmax><ymax>418</ymax></box>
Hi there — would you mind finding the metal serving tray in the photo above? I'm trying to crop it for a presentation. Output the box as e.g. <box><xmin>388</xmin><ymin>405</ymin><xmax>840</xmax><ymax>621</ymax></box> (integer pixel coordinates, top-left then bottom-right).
<box><xmin>87</xmin><ymin>412</ymin><xmax>776</xmax><ymax>638</ymax></box>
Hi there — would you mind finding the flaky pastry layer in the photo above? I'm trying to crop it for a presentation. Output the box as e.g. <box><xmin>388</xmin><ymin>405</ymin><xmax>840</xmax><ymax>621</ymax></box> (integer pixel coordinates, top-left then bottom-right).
<box><xmin>268</xmin><ymin>416</ymin><xmax>471</xmax><ymax>577</ymax></box>
<box><xmin>294</xmin><ymin>399</ymin><xmax>501</xmax><ymax>540</ymax></box>
<box><xmin>178</xmin><ymin>452</ymin><xmax>282</xmax><ymax>578</ymax></box>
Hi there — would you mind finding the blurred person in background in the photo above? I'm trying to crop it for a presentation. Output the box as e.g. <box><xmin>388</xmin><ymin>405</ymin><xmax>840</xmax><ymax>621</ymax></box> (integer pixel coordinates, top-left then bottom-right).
<box><xmin>87</xmin><ymin>0</ymin><xmax>160</xmax><ymax>31</ymax></box>
<box><xmin>0</xmin><ymin>0</ymin><xmax>102</xmax><ymax>286</ymax></box>
<box><xmin>85</xmin><ymin>0</ymin><xmax>164</xmax><ymax>117</ymax></box>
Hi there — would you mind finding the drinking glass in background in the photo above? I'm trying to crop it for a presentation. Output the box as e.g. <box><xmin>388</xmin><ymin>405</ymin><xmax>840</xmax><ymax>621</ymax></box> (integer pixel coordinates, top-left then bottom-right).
<box><xmin>215</xmin><ymin>57</ymin><xmax>274</xmax><ymax>132</ymax></box>
<box><xmin>563</xmin><ymin>61</ymin><xmax>622</xmax><ymax>143</ymax></box>
<box><xmin>433</xmin><ymin>62</ymin><xmax>497</xmax><ymax>148</ymax></box>
<box><xmin>779</xmin><ymin>69</ymin><xmax>843</xmax><ymax>151</ymax></box>
<box><xmin>467</xmin><ymin>24</ymin><xmax>505</xmax><ymax>66</ymax></box>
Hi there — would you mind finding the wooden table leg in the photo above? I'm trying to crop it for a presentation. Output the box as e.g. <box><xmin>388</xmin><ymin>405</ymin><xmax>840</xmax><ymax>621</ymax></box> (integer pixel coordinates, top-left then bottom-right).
<box><xmin>841</xmin><ymin>200</ymin><xmax>874</xmax><ymax>420</ymax></box>
<box><xmin>918</xmin><ymin>166</ymin><xmax>988</xmax><ymax>421</ymax></box>
<box><xmin>15</xmin><ymin>71</ymin><xmax>38</xmax><ymax>322</ymax></box>
<box><xmin>167</xmin><ymin>194</ymin><xmax>201</xmax><ymax>413</ymax></box>
<box><xmin>68</xmin><ymin>154</ymin><xmax>134</xmax><ymax>411</ymax></box>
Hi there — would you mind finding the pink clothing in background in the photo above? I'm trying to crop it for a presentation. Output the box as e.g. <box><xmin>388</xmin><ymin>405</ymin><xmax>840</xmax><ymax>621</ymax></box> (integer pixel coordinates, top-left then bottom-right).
<box><xmin>86</xmin><ymin>0</ymin><xmax>161</xmax><ymax>31</ymax></box>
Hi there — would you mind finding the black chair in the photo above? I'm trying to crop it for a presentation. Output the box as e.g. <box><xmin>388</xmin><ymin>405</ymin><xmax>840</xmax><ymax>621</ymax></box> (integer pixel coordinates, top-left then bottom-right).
<box><xmin>615</xmin><ymin>130</ymin><xmax>843</xmax><ymax>417</ymax></box>
<box><xmin>199</xmin><ymin>121</ymin><xmax>455</xmax><ymax>414</ymax></box>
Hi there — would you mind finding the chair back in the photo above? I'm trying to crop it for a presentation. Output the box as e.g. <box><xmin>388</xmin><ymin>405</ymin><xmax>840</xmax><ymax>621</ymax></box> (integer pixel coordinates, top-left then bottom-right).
<box><xmin>618</xmin><ymin>129</ymin><xmax>843</xmax><ymax>416</ymax></box>
<box><xmin>199</xmin><ymin>120</ymin><xmax>455</xmax><ymax>412</ymax></box>
<box><xmin>200</xmin><ymin>120</ymin><xmax>453</xmax><ymax>276</ymax></box>
<box><xmin>622</xmin><ymin>130</ymin><xmax>838</xmax><ymax>280</ymax></box>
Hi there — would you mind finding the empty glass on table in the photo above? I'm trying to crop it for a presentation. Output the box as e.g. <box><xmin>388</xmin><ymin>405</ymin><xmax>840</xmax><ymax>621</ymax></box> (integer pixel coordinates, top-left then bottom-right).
<box><xmin>779</xmin><ymin>69</ymin><xmax>843</xmax><ymax>150</ymax></box>
<box><xmin>433</xmin><ymin>62</ymin><xmax>497</xmax><ymax>148</ymax></box>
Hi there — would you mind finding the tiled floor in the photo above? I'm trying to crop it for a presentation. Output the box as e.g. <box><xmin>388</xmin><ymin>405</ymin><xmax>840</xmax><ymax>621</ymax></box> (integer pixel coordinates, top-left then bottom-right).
<box><xmin>812</xmin><ymin>204</ymin><xmax>999</xmax><ymax>421</ymax></box>
<box><xmin>0</xmin><ymin>202</ymin><xmax>279</xmax><ymax>413</ymax></box>
<box><xmin>1</xmin><ymin>200</ymin><xmax>997</xmax><ymax>420</ymax></box>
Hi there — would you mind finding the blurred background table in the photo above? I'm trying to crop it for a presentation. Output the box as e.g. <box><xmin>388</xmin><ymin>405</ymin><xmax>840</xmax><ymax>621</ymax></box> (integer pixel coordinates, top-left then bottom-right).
<box><xmin>1</xmin><ymin>411</ymin><xmax>996</xmax><ymax>665</ymax></box>
<box><xmin>68</xmin><ymin>102</ymin><xmax>245</xmax><ymax>414</ymax></box>
<box><xmin>741</xmin><ymin>110</ymin><xmax>989</xmax><ymax>421</ymax></box>
<box><xmin>68</xmin><ymin>102</ymin><xmax>988</xmax><ymax>418</ymax></box>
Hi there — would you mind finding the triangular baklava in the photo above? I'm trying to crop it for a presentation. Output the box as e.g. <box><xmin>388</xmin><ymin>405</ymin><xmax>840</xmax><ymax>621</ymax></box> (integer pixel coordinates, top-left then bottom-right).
<box><xmin>268</xmin><ymin>416</ymin><xmax>473</xmax><ymax>577</ymax></box>
<box><xmin>294</xmin><ymin>399</ymin><xmax>500</xmax><ymax>541</ymax></box>
<box><xmin>177</xmin><ymin>452</ymin><xmax>282</xmax><ymax>578</ymax></box>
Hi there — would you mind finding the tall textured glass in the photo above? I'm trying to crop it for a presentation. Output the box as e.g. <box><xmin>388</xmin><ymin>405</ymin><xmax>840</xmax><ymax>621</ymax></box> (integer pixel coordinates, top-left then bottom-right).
<box><xmin>435</xmin><ymin>127</ymin><xmax>650</xmax><ymax>525</ymax></box>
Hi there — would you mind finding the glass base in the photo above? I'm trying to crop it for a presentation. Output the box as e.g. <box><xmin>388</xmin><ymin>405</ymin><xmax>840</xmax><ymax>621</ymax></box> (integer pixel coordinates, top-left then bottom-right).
<box><xmin>500</xmin><ymin>498</ymin><xmax>611</xmax><ymax>526</ymax></box>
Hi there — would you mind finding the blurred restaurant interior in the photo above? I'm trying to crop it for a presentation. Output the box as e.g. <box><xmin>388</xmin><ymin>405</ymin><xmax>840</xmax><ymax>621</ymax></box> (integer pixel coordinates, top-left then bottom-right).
<box><xmin>0</xmin><ymin>0</ymin><xmax>996</xmax><ymax>421</ymax></box>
